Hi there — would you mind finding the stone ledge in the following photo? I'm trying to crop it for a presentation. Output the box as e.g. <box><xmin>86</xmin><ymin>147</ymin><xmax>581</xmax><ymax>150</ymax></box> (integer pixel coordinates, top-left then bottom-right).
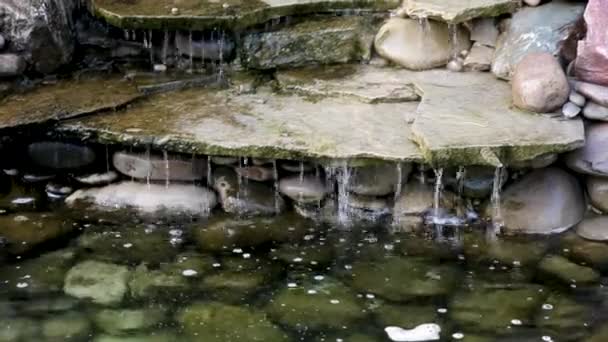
<box><xmin>88</xmin><ymin>0</ymin><xmax>399</xmax><ymax>30</ymax></box>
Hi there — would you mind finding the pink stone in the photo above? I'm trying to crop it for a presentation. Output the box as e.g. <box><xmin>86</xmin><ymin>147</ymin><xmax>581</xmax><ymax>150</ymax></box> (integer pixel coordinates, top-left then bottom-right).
<box><xmin>575</xmin><ymin>0</ymin><xmax>608</xmax><ymax>86</ymax></box>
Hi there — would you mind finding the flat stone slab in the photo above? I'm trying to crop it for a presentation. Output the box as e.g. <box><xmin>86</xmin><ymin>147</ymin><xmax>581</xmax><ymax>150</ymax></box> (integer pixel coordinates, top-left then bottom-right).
<box><xmin>409</xmin><ymin>70</ymin><xmax>585</xmax><ymax>166</ymax></box>
<box><xmin>404</xmin><ymin>0</ymin><xmax>520</xmax><ymax>24</ymax></box>
<box><xmin>90</xmin><ymin>0</ymin><xmax>399</xmax><ymax>30</ymax></box>
<box><xmin>276</xmin><ymin>65</ymin><xmax>419</xmax><ymax>103</ymax></box>
<box><xmin>0</xmin><ymin>76</ymin><xmax>141</xmax><ymax>130</ymax></box>
<box><xmin>56</xmin><ymin>86</ymin><xmax>422</xmax><ymax>164</ymax></box>
<box><xmin>276</xmin><ymin>65</ymin><xmax>585</xmax><ymax>166</ymax></box>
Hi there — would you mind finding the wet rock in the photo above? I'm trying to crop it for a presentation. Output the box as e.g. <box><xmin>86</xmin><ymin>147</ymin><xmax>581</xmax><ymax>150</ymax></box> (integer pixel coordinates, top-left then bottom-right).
<box><xmin>570</xmin><ymin>92</ymin><xmax>586</xmax><ymax>107</ymax></box>
<box><xmin>403</xmin><ymin>0</ymin><xmax>519</xmax><ymax>23</ymax></box>
<box><xmin>583</xmin><ymin>102</ymin><xmax>608</xmax><ymax>121</ymax></box>
<box><xmin>74</xmin><ymin>171</ymin><xmax>119</xmax><ymax>185</ymax></box>
<box><xmin>536</xmin><ymin>294</ymin><xmax>593</xmax><ymax>341</ymax></box>
<box><xmin>195</xmin><ymin>215</ymin><xmax>308</xmax><ymax>252</ymax></box>
<box><xmin>0</xmin><ymin>249</ymin><xmax>75</xmax><ymax>296</ymax></box>
<box><xmin>393</xmin><ymin>181</ymin><xmax>457</xmax><ymax>231</ymax></box>
<box><xmin>587</xmin><ymin>325</ymin><xmax>608</xmax><ymax>342</ymax></box>
<box><xmin>92</xmin><ymin>332</ymin><xmax>179</xmax><ymax>342</ymax></box>
<box><xmin>471</xmin><ymin>18</ymin><xmax>499</xmax><ymax>47</ymax></box>
<box><xmin>450</xmin><ymin>285</ymin><xmax>546</xmax><ymax>333</ymax></box>
<box><xmin>576</xmin><ymin>216</ymin><xmax>608</xmax><ymax>241</ymax></box>
<box><xmin>574</xmin><ymin>81</ymin><xmax>608</xmax><ymax>107</ymax></box>
<box><xmin>348</xmin><ymin>163</ymin><xmax>411</xmax><ymax>196</ymax></box>
<box><xmin>235</xmin><ymin>166</ymin><xmax>274</xmax><ymax>182</ymax></box>
<box><xmin>241</xmin><ymin>16</ymin><xmax>376</xmax><ymax>69</ymax></box>
<box><xmin>497</xmin><ymin>167</ymin><xmax>585</xmax><ymax>235</ymax></box>
<box><xmin>512</xmin><ymin>52</ymin><xmax>569</xmax><ymax>113</ymax></box>
<box><xmin>213</xmin><ymin>167</ymin><xmax>284</xmax><ymax>215</ymax></box>
<box><xmin>0</xmin><ymin>213</ymin><xmax>74</xmax><ymax>254</ymax></box>
<box><xmin>537</xmin><ymin>254</ymin><xmax>600</xmax><ymax>285</ymax></box>
<box><xmin>20</xmin><ymin>295</ymin><xmax>78</xmax><ymax>315</ymax></box>
<box><xmin>565</xmin><ymin>123</ymin><xmax>608</xmax><ymax>176</ymax></box>
<box><xmin>0</xmin><ymin>35</ymin><xmax>5</xmax><ymax>51</ymax></box>
<box><xmin>446</xmin><ymin>166</ymin><xmax>507</xmax><ymax>199</ymax></box>
<box><xmin>587</xmin><ymin>177</ymin><xmax>608</xmax><ymax>213</ymax></box>
<box><xmin>563</xmin><ymin>102</ymin><xmax>581</xmax><ymax>118</ymax></box>
<box><xmin>76</xmin><ymin>223</ymin><xmax>180</xmax><ymax>266</ymax></box>
<box><xmin>93</xmin><ymin>308</ymin><xmax>166</xmax><ymax>335</ymax></box>
<box><xmin>345</xmin><ymin>194</ymin><xmax>392</xmax><ymax>221</ymax></box>
<box><xmin>349</xmin><ymin>257</ymin><xmax>459</xmax><ymax>301</ymax></box>
<box><xmin>28</xmin><ymin>142</ymin><xmax>96</xmax><ymax>169</ymax></box>
<box><xmin>374</xmin><ymin>18</ymin><xmax>470</xmax><ymax>70</ymax></box>
<box><xmin>42</xmin><ymin>312</ymin><xmax>92</xmax><ymax>341</ymax></box>
<box><xmin>177</xmin><ymin>302</ymin><xmax>288</xmax><ymax>342</ymax></box>
<box><xmin>294</xmin><ymin>200</ymin><xmax>339</xmax><ymax>224</ymax></box>
<box><xmin>113</xmin><ymin>151</ymin><xmax>206</xmax><ymax>181</ymax></box>
<box><xmin>200</xmin><ymin>266</ymin><xmax>278</xmax><ymax>302</ymax></box>
<box><xmin>492</xmin><ymin>1</ymin><xmax>585</xmax><ymax>79</ymax></box>
<box><xmin>64</xmin><ymin>260</ymin><xmax>130</xmax><ymax>305</ymax></box>
<box><xmin>128</xmin><ymin>264</ymin><xmax>190</xmax><ymax>300</ymax></box>
<box><xmin>175</xmin><ymin>32</ymin><xmax>235</xmax><ymax>61</ymax></box>
<box><xmin>373</xmin><ymin>304</ymin><xmax>438</xmax><ymax>329</ymax></box>
<box><xmin>463</xmin><ymin>43</ymin><xmax>493</xmax><ymax>72</ymax></box>
<box><xmin>574</xmin><ymin>0</ymin><xmax>608</xmax><ymax>86</ymax></box>
<box><xmin>0</xmin><ymin>0</ymin><xmax>75</xmax><ymax>73</ymax></box>
<box><xmin>272</xmin><ymin>241</ymin><xmax>334</xmax><ymax>269</ymax></box>
<box><xmin>464</xmin><ymin>235</ymin><xmax>547</xmax><ymax>268</ymax></box>
<box><xmin>210</xmin><ymin>156</ymin><xmax>238</xmax><ymax>165</ymax></box>
<box><xmin>66</xmin><ymin>182</ymin><xmax>217</xmax><ymax>215</ymax></box>
<box><xmin>0</xmin><ymin>54</ymin><xmax>26</xmax><ymax>77</ymax></box>
<box><xmin>0</xmin><ymin>318</ymin><xmax>40</xmax><ymax>341</ymax></box>
<box><xmin>266</xmin><ymin>278</ymin><xmax>366</xmax><ymax>330</ymax></box>
<box><xmin>279</xmin><ymin>175</ymin><xmax>328</xmax><ymax>204</ymax></box>
<box><xmin>280</xmin><ymin>161</ymin><xmax>315</xmax><ymax>173</ymax></box>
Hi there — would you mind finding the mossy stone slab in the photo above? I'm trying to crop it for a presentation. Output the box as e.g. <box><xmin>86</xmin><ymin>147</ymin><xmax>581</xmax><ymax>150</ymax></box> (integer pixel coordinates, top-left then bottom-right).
<box><xmin>0</xmin><ymin>76</ymin><xmax>140</xmax><ymax>130</ymax></box>
<box><xmin>90</xmin><ymin>0</ymin><xmax>400</xmax><ymax>30</ymax></box>
<box><xmin>56</xmin><ymin>87</ymin><xmax>422</xmax><ymax>163</ymax></box>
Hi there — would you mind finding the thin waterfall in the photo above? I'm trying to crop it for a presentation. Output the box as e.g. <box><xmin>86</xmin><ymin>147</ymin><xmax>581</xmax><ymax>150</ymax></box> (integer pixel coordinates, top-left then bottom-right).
<box><xmin>105</xmin><ymin>145</ymin><xmax>110</xmax><ymax>173</ymax></box>
<box><xmin>433</xmin><ymin>168</ymin><xmax>444</xmax><ymax>238</ymax></box>
<box><xmin>162</xmin><ymin>29</ymin><xmax>169</xmax><ymax>65</ymax></box>
<box><xmin>188</xmin><ymin>31</ymin><xmax>194</xmax><ymax>71</ymax></box>
<box><xmin>218</xmin><ymin>29</ymin><xmax>225</xmax><ymax>81</ymax></box>
<box><xmin>299</xmin><ymin>162</ymin><xmax>305</xmax><ymax>183</ymax></box>
<box><xmin>148</xmin><ymin>30</ymin><xmax>154</xmax><ymax>65</ymax></box>
<box><xmin>336</xmin><ymin>163</ymin><xmax>352</xmax><ymax>226</ymax></box>
<box><xmin>490</xmin><ymin>166</ymin><xmax>504</xmax><ymax>236</ymax></box>
<box><xmin>448</xmin><ymin>24</ymin><xmax>459</xmax><ymax>58</ymax></box>
<box><xmin>394</xmin><ymin>162</ymin><xmax>403</xmax><ymax>201</ymax></box>
<box><xmin>456</xmin><ymin>166</ymin><xmax>466</xmax><ymax>199</ymax></box>
<box><xmin>163</xmin><ymin>150</ymin><xmax>170</xmax><ymax>188</ymax></box>
<box><xmin>145</xmin><ymin>146</ymin><xmax>151</xmax><ymax>190</ymax></box>
<box><xmin>418</xmin><ymin>16</ymin><xmax>429</xmax><ymax>33</ymax></box>
<box><xmin>207</xmin><ymin>156</ymin><xmax>212</xmax><ymax>187</ymax></box>
<box><xmin>419</xmin><ymin>165</ymin><xmax>426</xmax><ymax>184</ymax></box>
<box><xmin>200</xmin><ymin>33</ymin><xmax>207</xmax><ymax>70</ymax></box>
<box><xmin>273</xmin><ymin>160</ymin><xmax>281</xmax><ymax>214</ymax></box>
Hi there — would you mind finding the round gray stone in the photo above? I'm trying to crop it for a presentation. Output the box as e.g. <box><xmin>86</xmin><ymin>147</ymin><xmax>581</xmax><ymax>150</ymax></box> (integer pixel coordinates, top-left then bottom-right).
<box><xmin>577</xmin><ymin>216</ymin><xmax>608</xmax><ymax>242</ymax></box>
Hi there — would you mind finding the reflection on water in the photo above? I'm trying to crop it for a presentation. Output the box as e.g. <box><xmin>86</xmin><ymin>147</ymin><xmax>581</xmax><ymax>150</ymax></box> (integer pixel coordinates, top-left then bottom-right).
<box><xmin>0</xmin><ymin>176</ymin><xmax>607</xmax><ymax>342</ymax></box>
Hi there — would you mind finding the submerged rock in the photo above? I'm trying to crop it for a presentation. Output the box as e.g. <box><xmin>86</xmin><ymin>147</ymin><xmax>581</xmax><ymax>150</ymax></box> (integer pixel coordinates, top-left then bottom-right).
<box><xmin>279</xmin><ymin>175</ymin><xmax>328</xmax><ymax>204</ymax></box>
<box><xmin>128</xmin><ymin>264</ymin><xmax>190</xmax><ymax>300</ymax></box>
<box><xmin>512</xmin><ymin>52</ymin><xmax>569</xmax><ymax>113</ymax></box>
<box><xmin>349</xmin><ymin>257</ymin><xmax>459</xmax><ymax>301</ymax></box>
<box><xmin>537</xmin><ymin>254</ymin><xmax>600</xmax><ymax>286</ymax></box>
<box><xmin>497</xmin><ymin>167</ymin><xmax>585</xmax><ymax>235</ymax></box>
<box><xmin>536</xmin><ymin>294</ymin><xmax>592</xmax><ymax>341</ymax></box>
<box><xmin>113</xmin><ymin>151</ymin><xmax>206</xmax><ymax>182</ymax></box>
<box><xmin>64</xmin><ymin>260</ymin><xmax>130</xmax><ymax>305</ymax></box>
<box><xmin>0</xmin><ymin>213</ymin><xmax>74</xmax><ymax>254</ymax></box>
<box><xmin>0</xmin><ymin>318</ymin><xmax>40</xmax><ymax>341</ymax></box>
<box><xmin>348</xmin><ymin>163</ymin><xmax>411</xmax><ymax>196</ymax></box>
<box><xmin>560</xmin><ymin>233</ymin><xmax>608</xmax><ymax>272</ymax></box>
<box><xmin>492</xmin><ymin>1</ymin><xmax>585</xmax><ymax>79</ymax></box>
<box><xmin>41</xmin><ymin>312</ymin><xmax>92</xmax><ymax>341</ymax></box>
<box><xmin>66</xmin><ymin>182</ymin><xmax>217</xmax><ymax>214</ymax></box>
<box><xmin>374</xmin><ymin>18</ymin><xmax>470</xmax><ymax>70</ymax></box>
<box><xmin>93</xmin><ymin>308</ymin><xmax>166</xmax><ymax>335</ymax></box>
<box><xmin>450</xmin><ymin>285</ymin><xmax>546</xmax><ymax>334</ymax></box>
<box><xmin>565</xmin><ymin>123</ymin><xmax>608</xmax><ymax>176</ymax></box>
<box><xmin>266</xmin><ymin>278</ymin><xmax>366</xmax><ymax>330</ymax></box>
<box><xmin>92</xmin><ymin>332</ymin><xmax>179</xmax><ymax>342</ymax></box>
<box><xmin>177</xmin><ymin>302</ymin><xmax>288</xmax><ymax>342</ymax></box>
<box><xmin>28</xmin><ymin>142</ymin><xmax>96</xmax><ymax>170</ymax></box>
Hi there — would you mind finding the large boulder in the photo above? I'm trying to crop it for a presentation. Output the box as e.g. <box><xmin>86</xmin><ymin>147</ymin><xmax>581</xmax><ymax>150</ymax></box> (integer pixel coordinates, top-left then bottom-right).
<box><xmin>0</xmin><ymin>0</ymin><xmax>75</xmax><ymax>74</ymax></box>
<box><xmin>492</xmin><ymin>1</ymin><xmax>585</xmax><ymax>79</ymax></box>
<box><xmin>512</xmin><ymin>52</ymin><xmax>569</xmax><ymax>113</ymax></box>
<box><xmin>374</xmin><ymin>17</ymin><xmax>470</xmax><ymax>70</ymax></box>
<box><xmin>575</xmin><ymin>0</ymin><xmax>608</xmax><ymax>86</ymax></box>
<box><xmin>565</xmin><ymin>123</ymin><xmax>608</xmax><ymax>176</ymax></box>
<box><xmin>498</xmin><ymin>167</ymin><xmax>585</xmax><ymax>234</ymax></box>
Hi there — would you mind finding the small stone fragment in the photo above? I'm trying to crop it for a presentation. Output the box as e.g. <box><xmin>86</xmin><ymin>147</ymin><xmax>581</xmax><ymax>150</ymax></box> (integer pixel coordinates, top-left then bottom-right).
<box><xmin>562</xmin><ymin>102</ymin><xmax>581</xmax><ymax>118</ymax></box>
<box><xmin>569</xmin><ymin>91</ymin><xmax>586</xmax><ymax>107</ymax></box>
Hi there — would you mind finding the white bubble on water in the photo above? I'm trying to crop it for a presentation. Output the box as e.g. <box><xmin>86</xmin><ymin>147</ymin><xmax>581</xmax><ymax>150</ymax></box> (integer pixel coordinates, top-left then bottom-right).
<box><xmin>510</xmin><ymin>319</ymin><xmax>522</xmax><ymax>326</ymax></box>
<box><xmin>182</xmin><ymin>269</ymin><xmax>198</xmax><ymax>277</ymax></box>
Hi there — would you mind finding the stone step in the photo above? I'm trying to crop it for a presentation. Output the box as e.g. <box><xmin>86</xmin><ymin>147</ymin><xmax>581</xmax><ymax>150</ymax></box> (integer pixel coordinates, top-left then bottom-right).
<box><xmin>88</xmin><ymin>0</ymin><xmax>399</xmax><ymax>30</ymax></box>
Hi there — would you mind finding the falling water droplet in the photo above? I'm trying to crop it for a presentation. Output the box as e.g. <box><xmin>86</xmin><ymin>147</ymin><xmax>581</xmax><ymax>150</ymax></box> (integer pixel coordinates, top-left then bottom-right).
<box><xmin>163</xmin><ymin>150</ymin><xmax>170</xmax><ymax>188</ymax></box>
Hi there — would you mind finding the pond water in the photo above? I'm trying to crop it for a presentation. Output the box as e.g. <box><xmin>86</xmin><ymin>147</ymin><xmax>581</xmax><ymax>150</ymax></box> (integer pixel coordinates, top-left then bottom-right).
<box><xmin>0</xmin><ymin>164</ymin><xmax>607</xmax><ymax>342</ymax></box>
